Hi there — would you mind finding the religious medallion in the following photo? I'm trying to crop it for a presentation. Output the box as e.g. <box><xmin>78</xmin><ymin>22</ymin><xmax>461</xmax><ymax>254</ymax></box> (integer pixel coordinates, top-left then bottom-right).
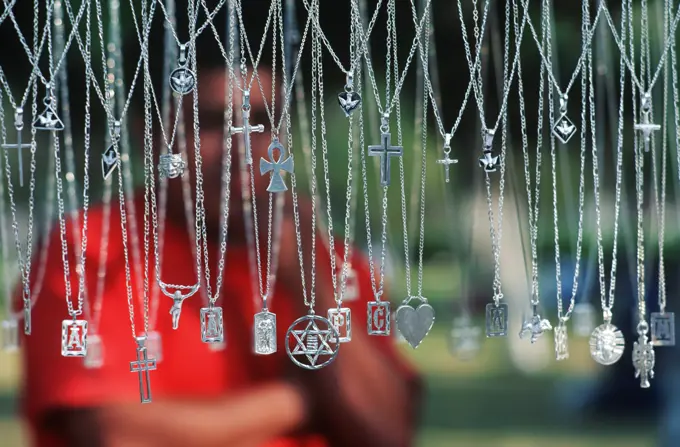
<box><xmin>130</xmin><ymin>336</ymin><xmax>156</xmax><ymax>404</ymax></box>
<box><xmin>201</xmin><ymin>307</ymin><xmax>225</xmax><ymax>344</ymax></box>
<box><xmin>485</xmin><ymin>302</ymin><xmax>508</xmax><ymax>337</ymax></box>
<box><xmin>169</xmin><ymin>43</ymin><xmax>196</xmax><ymax>95</ymax></box>
<box><xmin>260</xmin><ymin>138</ymin><xmax>294</xmax><ymax>192</ymax></box>
<box><xmin>328</xmin><ymin>307</ymin><xmax>352</xmax><ymax>343</ymax></box>
<box><xmin>61</xmin><ymin>319</ymin><xmax>88</xmax><ymax>357</ymax></box>
<box><xmin>285</xmin><ymin>314</ymin><xmax>339</xmax><ymax>370</ymax></box>
<box><xmin>589</xmin><ymin>323</ymin><xmax>625</xmax><ymax>365</ymax></box>
<box><xmin>368</xmin><ymin>131</ymin><xmax>403</xmax><ymax>186</ymax></box>
<box><xmin>633</xmin><ymin>330</ymin><xmax>655</xmax><ymax>389</ymax></box>
<box><xmin>253</xmin><ymin>309</ymin><xmax>277</xmax><ymax>355</ymax></box>
<box><xmin>367</xmin><ymin>300</ymin><xmax>390</xmax><ymax>336</ymax></box>
<box><xmin>650</xmin><ymin>311</ymin><xmax>675</xmax><ymax>346</ymax></box>
<box><xmin>158</xmin><ymin>153</ymin><xmax>186</xmax><ymax>179</ymax></box>
<box><xmin>395</xmin><ymin>298</ymin><xmax>435</xmax><ymax>349</ymax></box>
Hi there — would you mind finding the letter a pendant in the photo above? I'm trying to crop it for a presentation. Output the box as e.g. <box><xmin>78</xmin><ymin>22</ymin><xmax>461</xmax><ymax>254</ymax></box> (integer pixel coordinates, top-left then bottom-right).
<box><xmin>200</xmin><ymin>307</ymin><xmax>224</xmax><ymax>344</ymax></box>
<box><xmin>61</xmin><ymin>319</ymin><xmax>88</xmax><ymax>357</ymax></box>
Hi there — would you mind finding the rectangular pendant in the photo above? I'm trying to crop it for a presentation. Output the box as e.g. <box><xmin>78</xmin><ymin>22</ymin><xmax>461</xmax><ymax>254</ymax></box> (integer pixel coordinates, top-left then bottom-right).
<box><xmin>554</xmin><ymin>324</ymin><xmax>569</xmax><ymax>361</ymax></box>
<box><xmin>23</xmin><ymin>306</ymin><xmax>31</xmax><ymax>335</ymax></box>
<box><xmin>1</xmin><ymin>319</ymin><xmax>19</xmax><ymax>351</ymax></box>
<box><xmin>200</xmin><ymin>307</ymin><xmax>224</xmax><ymax>344</ymax></box>
<box><xmin>253</xmin><ymin>310</ymin><xmax>277</xmax><ymax>355</ymax></box>
<box><xmin>146</xmin><ymin>331</ymin><xmax>163</xmax><ymax>363</ymax></box>
<box><xmin>61</xmin><ymin>319</ymin><xmax>88</xmax><ymax>357</ymax></box>
<box><xmin>485</xmin><ymin>303</ymin><xmax>508</xmax><ymax>337</ymax></box>
<box><xmin>328</xmin><ymin>307</ymin><xmax>352</xmax><ymax>343</ymax></box>
<box><xmin>367</xmin><ymin>301</ymin><xmax>390</xmax><ymax>336</ymax></box>
<box><xmin>83</xmin><ymin>334</ymin><xmax>104</xmax><ymax>369</ymax></box>
<box><xmin>651</xmin><ymin>312</ymin><xmax>675</xmax><ymax>346</ymax></box>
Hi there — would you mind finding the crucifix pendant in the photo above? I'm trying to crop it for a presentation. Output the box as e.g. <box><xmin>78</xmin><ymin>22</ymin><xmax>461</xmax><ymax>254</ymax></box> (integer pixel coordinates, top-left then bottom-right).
<box><xmin>367</xmin><ymin>300</ymin><xmax>390</xmax><ymax>336</ymax></box>
<box><xmin>2</xmin><ymin>107</ymin><xmax>32</xmax><ymax>187</ymax></box>
<box><xmin>554</xmin><ymin>321</ymin><xmax>569</xmax><ymax>361</ymax></box>
<box><xmin>368</xmin><ymin>123</ymin><xmax>403</xmax><ymax>186</ymax></box>
<box><xmin>253</xmin><ymin>308</ymin><xmax>277</xmax><ymax>355</ymax></box>
<box><xmin>634</xmin><ymin>92</ymin><xmax>660</xmax><ymax>153</ymax></box>
<box><xmin>519</xmin><ymin>305</ymin><xmax>552</xmax><ymax>343</ymax></box>
<box><xmin>633</xmin><ymin>323</ymin><xmax>655</xmax><ymax>388</ymax></box>
<box><xmin>201</xmin><ymin>306</ymin><xmax>225</xmax><ymax>344</ymax></box>
<box><xmin>485</xmin><ymin>302</ymin><xmax>508</xmax><ymax>337</ymax></box>
<box><xmin>61</xmin><ymin>319</ymin><xmax>88</xmax><ymax>357</ymax></box>
<box><xmin>83</xmin><ymin>334</ymin><xmax>104</xmax><ymax>369</ymax></box>
<box><xmin>650</xmin><ymin>312</ymin><xmax>675</xmax><ymax>347</ymax></box>
<box><xmin>328</xmin><ymin>307</ymin><xmax>352</xmax><ymax>343</ymax></box>
<box><xmin>130</xmin><ymin>336</ymin><xmax>157</xmax><ymax>404</ymax></box>
<box><xmin>231</xmin><ymin>89</ymin><xmax>265</xmax><ymax>164</ymax></box>
<box><xmin>552</xmin><ymin>95</ymin><xmax>577</xmax><ymax>144</ymax></box>
<box><xmin>436</xmin><ymin>133</ymin><xmax>458</xmax><ymax>183</ymax></box>
<box><xmin>260</xmin><ymin>138</ymin><xmax>294</xmax><ymax>192</ymax></box>
<box><xmin>1</xmin><ymin>319</ymin><xmax>19</xmax><ymax>352</ymax></box>
<box><xmin>162</xmin><ymin>284</ymin><xmax>200</xmax><ymax>330</ymax></box>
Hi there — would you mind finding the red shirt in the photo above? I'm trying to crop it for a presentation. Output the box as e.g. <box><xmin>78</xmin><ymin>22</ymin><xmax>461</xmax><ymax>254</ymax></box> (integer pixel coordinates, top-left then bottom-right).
<box><xmin>20</xmin><ymin>195</ymin><xmax>417</xmax><ymax>447</ymax></box>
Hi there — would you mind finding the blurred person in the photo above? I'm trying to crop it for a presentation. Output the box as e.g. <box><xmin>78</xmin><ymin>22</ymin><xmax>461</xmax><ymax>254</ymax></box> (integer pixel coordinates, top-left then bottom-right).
<box><xmin>15</xmin><ymin>4</ymin><xmax>422</xmax><ymax>447</ymax></box>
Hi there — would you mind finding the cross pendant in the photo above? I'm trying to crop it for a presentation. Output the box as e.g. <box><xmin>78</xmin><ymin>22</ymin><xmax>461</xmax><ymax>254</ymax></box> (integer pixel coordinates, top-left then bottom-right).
<box><xmin>368</xmin><ymin>131</ymin><xmax>403</xmax><ymax>186</ymax></box>
<box><xmin>231</xmin><ymin>90</ymin><xmax>265</xmax><ymax>164</ymax></box>
<box><xmin>2</xmin><ymin>108</ymin><xmax>32</xmax><ymax>187</ymax></box>
<box><xmin>130</xmin><ymin>336</ymin><xmax>157</xmax><ymax>404</ymax></box>
<box><xmin>436</xmin><ymin>133</ymin><xmax>458</xmax><ymax>183</ymax></box>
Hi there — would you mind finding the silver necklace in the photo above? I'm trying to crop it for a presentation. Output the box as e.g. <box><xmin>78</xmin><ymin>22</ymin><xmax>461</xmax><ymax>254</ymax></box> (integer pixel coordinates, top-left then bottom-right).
<box><xmin>285</xmin><ymin>0</ymin><xmax>340</xmax><ymax>370</ymax></box>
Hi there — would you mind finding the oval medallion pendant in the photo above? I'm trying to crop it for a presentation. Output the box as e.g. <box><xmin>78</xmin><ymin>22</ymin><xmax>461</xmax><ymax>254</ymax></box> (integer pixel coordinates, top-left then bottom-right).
<box><xmin>589</xmin><ymin>323</ymin><xmax>625</xmax><ymax>365</ymax></box>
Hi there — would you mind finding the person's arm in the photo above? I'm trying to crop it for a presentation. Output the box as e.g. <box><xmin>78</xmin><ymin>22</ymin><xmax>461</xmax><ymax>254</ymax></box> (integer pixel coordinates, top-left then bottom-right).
<box><xmin>277</xmin><ymin>213</ymin><xmax>422</xmax><ymax>447</ymax></box>
<box><xmin>44</xmin><ymin>381</ymin><xmax>307</xmax><ymax>447</ymax></box>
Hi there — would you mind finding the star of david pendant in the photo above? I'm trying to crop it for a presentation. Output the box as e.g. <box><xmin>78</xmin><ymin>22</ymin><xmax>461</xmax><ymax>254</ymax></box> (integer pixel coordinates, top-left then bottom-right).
<box><xmin>485</xmin><ymin>302</ymin><xmax>508</xmax><ymax>337</ymax></box>
<box><xmin>285</xmin><ymin>314</ymin><xmax>340</xmax><ymax>370</ymax></box>
<box><xmin>200</xmin><ymin>307</ymin><xmax>224</xmax><ymax>344</ymax></box>
<box><xmin>253</xmin><ymin>309</ymin><xmax>277</xmax><ymax>355</ymax></box>
<box><xmin>61</xmin><ymin>319</ymin><xmax>88</xmax><ymax>357</ymax></box>
<box><xmin>573</xmin><ymin>302</ymin><xmax>596</xmax><ymax>337</ymax></box>
<box><xmin>158</xmin><ymin>153</ymin><xmax>186</xmax><ymax>179</ymax></box>
<box><xmin>554</xmin><ymin>322</ymin><xmax>569</xmax><ymax>361</ymax></box>
<box><xmin>1</xmin><ymin>319</ymin><xmax>19</xmax><ymax>352</ymax></box>
<box><xmin>650</xmin><ymin>312</ymin><xmax>675</xmax><ymax>347</ymax></box>
<box><xmin>84</xmin><ymin>334</ymin><xmax>104</xmax><ymax>369</ymax></box>
<box><xmin>589</xmin><ymin>323</ymin><xmax>625</xmax><ymax>365</ymax></box>
<box><xmin>367</xmin><ymin>301</ymin><xmax>390</xmax><ymax>336</ymax></box>
<box><xmin>395</xmin><ymin>299</ymin><xmax>435</xmax><ymax>349</ymax></box>
<box><xmin>448</xmin><ymin>317</ymin><xmax>481</xmax><ymax>360</ymax></box>
<box><xmin>146</xmin><ymin>331</ymin><xmax>163</xmax><ymax>363</ymax></box>
<box><xmin>328</xmin><ymin>307</ymin><xmax>352</xmax><ymax>343</ymax></box>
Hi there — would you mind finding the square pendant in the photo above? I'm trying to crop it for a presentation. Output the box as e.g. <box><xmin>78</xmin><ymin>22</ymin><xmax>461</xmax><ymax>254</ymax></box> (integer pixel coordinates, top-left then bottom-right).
<box><xmin>328</xmin><ymin>307</ymin><xmax>352</xmax><ymax>343</ymax></box>
<box><xmin>147</xmin><ymin>331</ymin><xmax>163</xmax><ymax>363</ymax></box>
<box><xmin>84</xmin><ymin>334</ymin><xmax>104</xmax><ymax>369</ymax></box>
<box><xmin>485</xmin><ymin>303</ymin><xmax>508</xmax><ymax>338</ymax></box>
<box><xmin>200</xmin><ymin>307</ymin><xmax>224</xmax><ymax>344</ymax></box>
<box><xmin>367</xmin><ymin>301</ymin><xmax>390</xmax><ymax>336</ymax></box>
<box><xmin>61</xmin><ymin>320</ymin><xmax>88</xmax><ymax>357</ymax></box>
<box><xmin>651</xmin><ymin>312</ymin><xmax>675</xmax><ymax>346</ymax></box>
<box><xmin>552</xmin><ymin>114</ymin><xmax>577</xmax><ymax>144</ymax></box>
<box><xmin>342</xmin><ymin>268</ymin><xmax>359</xmax><ymax>301</ymax></box>
<box><xmin>253</xmin><ymin>310</ymin><xmax>277</xmax><ymax>355</ymax></box>
<box><xmin>1</xmin><ymin>319</ymin><xmax>19</xmax><ymax>352</ymax></box>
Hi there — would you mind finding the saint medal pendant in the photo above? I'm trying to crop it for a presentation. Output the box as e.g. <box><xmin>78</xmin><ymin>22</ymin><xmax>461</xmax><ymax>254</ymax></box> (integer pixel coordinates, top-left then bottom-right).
<box><xmin>485</xmin><ymin>302</ymin><xmax>508</xmax><ymax>337</ymax></box>
<box><xmin>552</xmin><ymin>96</ymin><xmax>577</xmax><ymax>144</ymax></box>
<box><xmin>395</xmin><ymin>298</ymin><xmax>435</xmax><ymax>349</ymax></box>
<box><xmin>201</xmin><ymin>307</ymin><xmax>225</xmax><ymax>344</ymax></box>
<box><xmin>589</xmin><ymin>318</ymin><xmax>625</xmax><ymax>365</ymax></box>
<box><xmin>169</xmin><ymin>43</ymin><xmax>196</xmax><ymax>95</ymax></box>
<box><xmin>367</xmin><ymin>300</ymin><xmax>390</xmax><ymax>336</ymax></box>
<box><xmin>1</xmin><ymin>319</ymin><xmax>19</xmax><ymax>352</ymax></box>
<box><xmin>554</xmin><ymin>321</ymin><xmax>569</xmax><ymax>361</ymax></box>
<box><xmin>84</xmin><ymin>334</ymin><xmax>104</xmax><ymax>369</ymax></box>
<box><xmin>328</xmin><ymin>307</ymin><xmax>352</xmax><ymax>343</ymax></box>
<box><xmin>146</xmin><ymin>331</ymin><xmax>163</xmax><ymax>363</ymax></box>
<box><xmin>253</xmin><ymin>309</ymin><xmax>277</xmax><ymax>355</ymax></box>
<box><xmin>61</xmin><ymin>319</ymin><xmax>88</xmax><ymax>357</ymax></box>
<box><xmin>650</xmin><ymin>312</ymin><xmax>675</xmax><ymax>347</ymax></box>
<box><xmin>286</xmin><ymin>313</ymin><xmax>340</xmax><ymax>370</ymax></box>
<box><xmin>633</xmin><ymin>323</ymin><xmax>655</xmax><ymax>388</ymax></box>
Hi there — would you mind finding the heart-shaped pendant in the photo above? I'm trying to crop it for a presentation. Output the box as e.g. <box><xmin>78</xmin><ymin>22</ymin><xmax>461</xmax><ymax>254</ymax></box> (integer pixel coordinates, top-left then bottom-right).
<box><xmin>337</xmin><ymin>91</ymin><xmax>362</xmax><ymax>117</ymax></box>
<box><xmin>396</xmin><ymin>303</ymin><xmax>435</xmax><ymax>349</ymax></box>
